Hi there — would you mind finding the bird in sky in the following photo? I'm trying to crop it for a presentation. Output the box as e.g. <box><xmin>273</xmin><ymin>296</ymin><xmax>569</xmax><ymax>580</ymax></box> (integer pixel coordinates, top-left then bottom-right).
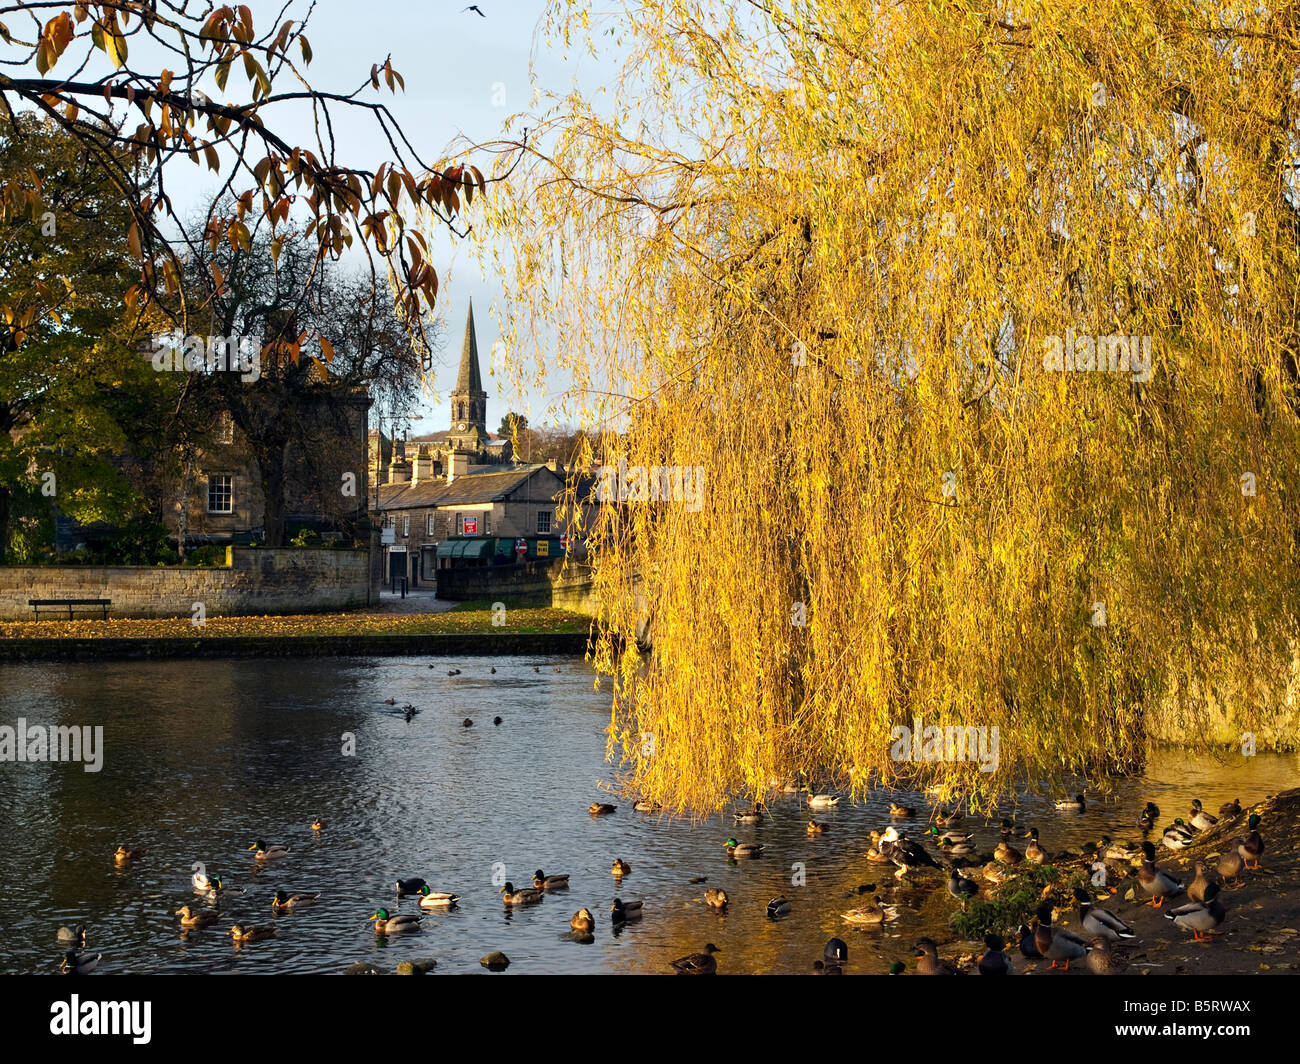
<box><xmin>463</xmin><ymin>4</ymin><xmax>486</xmax><ymax>15</ymax></box>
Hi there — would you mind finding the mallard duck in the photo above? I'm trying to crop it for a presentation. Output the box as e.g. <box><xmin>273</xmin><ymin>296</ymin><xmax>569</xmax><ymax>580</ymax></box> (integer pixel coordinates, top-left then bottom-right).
<box><xmin>114</xmin><ymin>845</ymin><xmax>147</xmax><ymax>864</ymax></box>
<box><xmin>589</xmin><ymin>803</ymin><xmax>617</xmax><ymax>816</ymax></box>
<box><xmin>395</xmin><ymin>877</ymin><xmax>428</xmax><ymax>895</ymax></box>
<box><xmin>499</xmin><ymin>882</ymin><xmax>544</xmax><ymax>906</ymax></box>
<box><xmin>533</xmin><ymin>869</ymin><xmax>570</xmax><ymax>891</ymax></box>
<box><xmin>416</xmin><ymin>885</ymin><xmax>460</xmax><ymax>909</ymax></box>
<box><xmin>369</xmin><ymin>908</ymin><xmax>422</xmax><ymax>935</ymax></box>
<box><xmin>611</xmin><ymin>859</ymin><xmax>631</xmax><ymax>877</ymax></box>
<box><xmin>1139</xmin><ymin>801</ymin><xmax>1160</xmax><ymax>830</ymax></box>
<box><xmin>877</xmin><ymin>827</ymin><xmax>940</xmax><ymax>876</ymax></box>
<box><xmin>938</xmin><ymin>836</ymin><xmax>976</xmax><ymax>857</ymax></box>
<box><xmin>704</xmin><ymin>888</ymin><xmax>728</xmax><ymax>911</ymax></box>
<box><xmin>1165</xmin><ymin>882</ymin><xmax>1227</xmax><ymax>941</ymax></box>
<box><xmin>1035</xmin><ymin>903</ymin><xmax>1090</xmax><ymax>970</ymax></box>
<box><xmin>733</xmin><ymin>804</ymin><xmax>766</xmax><ymax>823</ymax></box>
<box><xmin>271</xmin><ymin>891</ymin><xmax>321</xmax><ymax>912</ymax></box>
<box><xmin>889</xmin><ymin>802</ymin><xmax>915</xmax><ymax>817</ymax></box>
<box><xmin>806</xmin><ymin>819</ymin><xmax>827</xmax><ymax>834</ymax></box>
<box><xmin>825</xmin><ymin>937</ymin><xmax>848</xmax><ymax>963</ymax></box>
<box><xmin>982</xmin><ymin>861</ymin><xmax>1014</xmax><ymax>884</ymax></box>
<box><xmin>977</xmin><ymin>934</ymin><xmax>1013</xmax><ymax>975</ymax></box>
<box><xmin>192</xmin><ymin>869</ymin><xmax>218</xmax><ymax>892</ymax></box>
<box><xmin>842</xmin><ymin>891</ymin><xmax>888</xmax><ymax>925</ymax></box>
<box><xmin>633</xmin><ymin>799</ymin><xmax>660</xmax><ymax>813</ymax></box>
<box><xmin>1137</xmin><ymin>841</ymin><xmax>1184</xmax><ymax>906</ymax></box>
<box><xmin>1216</xmin><ymin>846</ymin><xmax>1245</xmax><ymax>886</ymax></box>
<box><xmin>229</xmin><ymin>923</ymin><xmax>278</xmax><ymax>943</ymax></box>
<box><xmin>934</xmin><ymin>808</ymin><xmax>964</xmax><ymax>827</ymax></box>
<box><xmin>1055</xmin><ymin>794</ymin><xmax>1086</xmax><ymax>811</ymax></box>
<box><xmin>999</xmin><ymin>818</ymin><xmax>1016</xmax><ymax>838</ymax></box>
<box><xmin>611</xmin><ymin>897</ymin><xmax>643</xmax><ymax>922</ymax></box>
<box><xmin>1017</xmin><ymin>923</ymin><xmax>1041</xmax><ymax>959</ymax></box>
<box><xmin>1094</xmin><ymin>835</ymin><xmax>1139</xmax><ymax>861</ymax></box>
<box><xmin>913</xmin><ymin>937</ymin><xmax>958</xmax><ymax>975</ymax></box>
<box><xmin>1086</xmin><ymin>936</ymin><xmax>1128</xmax><ymax>975</ymax></box>
<box><xmin>570</xmin><ymin>908</ymin><xmax>596</xmax><ymax>933</ymax></box>
<box><xmin>1073</xmin><ymin>888</ymin><xmax>1135</xmax><ymax>941</ymax></box>
<box><xmin>60</xmin><ymin>949</ymin><xmax>101</xmax><ymax>975</ymax></box>
<box><xmin>1188</xmin><ymin>862</ymin><xmax>1212</xmax><ymax>903</ymax></box>
<box><xmin>812</xmin><ymin>960</ymin><xmax>843</xmax><ymax>975</ymax></box>
<box><xmin>249</xmin><ymin>840</ymin><xmax>290</xmax><ymax>860</ymax></box>
<box><xmin>670</xmin><ymin>943</ymin><xmax>720</xmax><ymax>975</ymax></box>
<box><xmin>1161</xmin><ymin>820</ymin><xmax>1196</xmax><ymax>850</ymax></box>
<box><xmin>56</xmin><ymin>924</ymin><xmax>86</xmax><ymax>947</ymax></box>
<box><xmin>1188</xmin><ymin>799</ymin><xmax>1218</xmax><ymax>831</ymax></box>
<box><xmin>946</xmin><ymin>867</ymin><xmax>979</xmax><ymax>907</ymax></box>
<box><xmin>723</xmin><ymin>838</ymin><xmax>764</xmax><ymax>858</ymax></box>
<box><xmin>1218</xmin><ymin>798</ymin><xmax>1242</xmax><ymax>818</ymax></box>
<box><xmin>310</xmin><ymin>817</ymin><xmax>327</xmax><ymax>831</ymax></box>
<box><xmin>993</xmin><ymin>840</ymin><xmax>1024</xmax><ymax>865</ymax></box>
<box><xmin>1023</xmin><ymin>828</ymin><xmax>1046</xmax><ymax>864</ymax></box>
<box><xmin>766</xmin><ymin>896</ymin><xmax>792</xmax><ymax>918</ymax></box>
<box><xmin>1238</xmin><ymin>814</ymin><xmax>1265</xmax><ymax>869</ymax></box>
<box><xmin>803</xmin><ymin>789</ymin><xmax>841</xmax><ymax>808</ymax></box>
<box><xmin>175</xmin><ymin>905</ymin><xmax>220</xmax><ymax>928</ymax></box>
<box><xmin>925</xmin><ymin>826</ymin><xmax>974</xmax><ymax>844</ymax></box>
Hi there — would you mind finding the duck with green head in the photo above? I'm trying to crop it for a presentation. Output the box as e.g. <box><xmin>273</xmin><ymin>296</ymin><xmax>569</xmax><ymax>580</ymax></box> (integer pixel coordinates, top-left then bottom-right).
<box><xmin>249</xmin><ymin>840</ymin><xmax>290</xmax><ymax>860</ymax></box>
<box><xmin>1189</xmin><ymin>799</ymin><xmax>1218</xmax><ymax>832</ymax></box>
<box><xmin>416</xmin><ymin>885</ymin><xmax>460</xmax><ymax>910</ymax></box>
<box><xmin>369</xmin><ymin>908</ymin><xmax>422</xmax><ymax>935</ymax></box>
<box><xmin>1137</xmin><ymin>841</ymin><xmax>1184</xmax><ymax>906</ymax></box>
<box><xmin>1238</xmin><ymin>814</ymin><xmax>1264</xmax><ymax>869</ymax></box>
<box><xmin>723</xmin><ymin>838</ymin><xmax>764</xmax><ymax>858</ymax></box>
<box><xmin>1165</xmin><ymin>883</ymin><xmax>1227</xmax><ymax>941</ymax></box>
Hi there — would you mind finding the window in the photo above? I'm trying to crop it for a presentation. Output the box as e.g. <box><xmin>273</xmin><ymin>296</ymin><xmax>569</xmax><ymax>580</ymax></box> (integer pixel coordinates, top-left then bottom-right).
<box><xmin>402</xmin><ymin>516</ymin><xmax>410</xmax><ymax>537</ymax></box>
<box><xmin>484</xmin><ymin>512</ymin><xmax>491</xmax><ymax>536</ymax></box>
<box><xmin>207</xmin><ymin>475</ymin><xmax>233</xmax><ymax>514</ymax></box>
<box><xmin>456</xmin><ymin>513</ymin><xmax>464</xmax><ymax>535</ymax></box>
<box><xmin>427</xmin><ymin>513</ymin><xmax>436</xmax><ymax>536</ymax></box>
<box><xmin>536</xmin><ymin>510</ymin><xmax>552</xmax><ymax>534</ymax></box>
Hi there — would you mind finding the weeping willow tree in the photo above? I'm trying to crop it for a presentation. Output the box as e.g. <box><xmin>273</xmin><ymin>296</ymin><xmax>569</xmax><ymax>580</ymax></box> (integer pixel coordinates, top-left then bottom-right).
<box><xmin>473</xmin><ymin>0</ymin><xmax>1300</xmax><ymax>810</ymax></box>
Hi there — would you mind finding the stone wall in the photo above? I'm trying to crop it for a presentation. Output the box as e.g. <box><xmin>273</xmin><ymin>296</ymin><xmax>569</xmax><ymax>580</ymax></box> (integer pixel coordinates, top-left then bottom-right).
<box><xmin>0</xmin><ymin>548</ymin><xmax>373</xmax><ymax>620</ymax></box>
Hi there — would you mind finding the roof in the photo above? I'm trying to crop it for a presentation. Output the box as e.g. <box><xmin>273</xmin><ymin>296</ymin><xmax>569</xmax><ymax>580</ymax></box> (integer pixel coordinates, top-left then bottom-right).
<box><xmin>376</xmin><ymin>465</ymin><xmax>554</xmax><ymax>511</ymax></box>
<box><xmin>455</xmin><ymin>298</ymin><xmax>484</xmax><ymax>395</ymax></box>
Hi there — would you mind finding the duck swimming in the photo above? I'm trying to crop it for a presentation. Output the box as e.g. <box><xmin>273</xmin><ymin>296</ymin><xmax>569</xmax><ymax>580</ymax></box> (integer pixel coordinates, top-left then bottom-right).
<box><xmin>416</xmin><ymin>885</ymin><xmax>461</xmax><ymax>909</ymax></box>
<box><xmin>806</xmin><ymin>819</ymin><xmax>827</xmax><ymax>834</ymax></box>
<box><xmin>270</xmin><ymin>891</ymin><xmax>321</xmax><ymax>912</ymax></box>
<box><xmin>611</xmin><ymin>859</ymin><xmax>631</xmax><ymax>877</ymax></box>
<box><xmin>670</xmin><ymin>943</ymin><xmax>719</xmax><ymax>975</ymax></box>
<box><xmin>499</xmin><ymin>882</ymin><xmax>544</xmax><ymax>906</ymax></box>
<box><xmin>369</xmin><ymin>908</ymin><xmax>422</xmax><ymax>935</ymax></box>
<box><xmin>889</xmin><ymin>802</ymin><xmax>915</xmax><ymax>817</ymax></box>
<box><xmin>589</xmin><ymin>803</ymin><xmax>617</xmax><ymax>816</ymax></box>
<box><xmin>611</xmin><ymin>898</ymin><xmax>643</xmax><ymax>922</ymax></box>
<box><xmin>1139</xmin><ymin>802</ymin><xmax>1160</xmax><ymax>830</ymax></box>
<box><xmin>175</xmin><ymin>905</ymin><xmax>220</xmax><ymax>928</ymax></box>
<box><xmin>248</xmin><ymin>840</ymin><xmax>290</xmax><ymax>860</ymax></box>
<box><xmin>1055</xmin><ymin>794</ymin><xmax>1086</xmax><ymax>811</ymax></box>
<box><xmin>533</xmin><ymin>869</ymin><xmax>570</xmax><ymax>890</ymax></box>
<box><xmin>766</xmin><ymin>896</ymin><xmax>793</xmax><ymax>919</ymax></box>
<box><xmin>228</xmin><ymin>923</ymin><xmax>278</xmax><ymax>943</ymax></box>
<box><xmin>114</xmin><ymin>845</ymin><xmax>147</xmax><ymax>864</ymax></box>
<box><xmin>803</xmin><ymin>789</ymin><xmax>841</xmax><ymax>808</ymax></box>
<box><xmin>56</xmin><ymin>924</ymin><xmax>86</xmax><ymax>947</ymax></box>
<box><xmin>60</xmin><ymin>949</ymin><xmax>101</xmax><ymax>975</ymax></box>
<box><xmin>704</xmin><ymin>888</ymin><xmax>728</xmax><ymax>911</ymax></box>
<box><xmin>570</xmin><ymin>908</ymin><xmax>596</xmax><ymax>933</ymax></box>
<box><xmin>395</xmin><ymin>877</ymin><xmax>428</xmax><ymax>896</ymax></box>
<box><xmin>723</xmin><ymin>838</ymin><xmax>765</xmax><ymax>859</ymax></box>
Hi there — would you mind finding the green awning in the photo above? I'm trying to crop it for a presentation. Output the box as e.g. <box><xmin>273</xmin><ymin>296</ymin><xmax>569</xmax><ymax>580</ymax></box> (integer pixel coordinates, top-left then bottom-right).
<box><xmin>435</xmin><ymin>538</ymin><xmax>495</xmax><ymax>560</ymax></box>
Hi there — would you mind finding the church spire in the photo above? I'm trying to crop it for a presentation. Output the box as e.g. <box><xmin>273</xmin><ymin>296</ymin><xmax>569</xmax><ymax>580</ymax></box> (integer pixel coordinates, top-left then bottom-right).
<box><xmin>457</xmin><ymin>298</ymin><xmax>483</xmax><ymax>394</ymax></box>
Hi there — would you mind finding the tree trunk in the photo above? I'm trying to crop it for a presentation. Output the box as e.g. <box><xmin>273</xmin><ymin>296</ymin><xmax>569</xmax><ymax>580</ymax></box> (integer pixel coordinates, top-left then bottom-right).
<box><xmin>258</xmin><ymin>440</ymin><xmax>289</xmax><ymax>546</ymax></box>
<box><xmin>0</xmin><ymin>486</ymin><xmax>11</xmax><ymax>565</ymax></box>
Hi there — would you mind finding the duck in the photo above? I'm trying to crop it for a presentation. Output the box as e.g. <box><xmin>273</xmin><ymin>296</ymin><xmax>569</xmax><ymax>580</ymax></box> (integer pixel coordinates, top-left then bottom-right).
<box><xmin>1136</xmin><ymin>841</ymin><xmax>1185</xmax><ymax>906</ymax></box>
<box><xmin>633</xmin><ymin>799</ymin><xmax>661</xmax><ymax>813</ymax></box>
<box><xmin>570</xmin><ymin>908</ymin><xmax>596</xmax><ymax>933</ymax></box>
<box><xmin>938</xmin><ymin>836</ymin><xmax>977</xmax><ymax>858</ymax></box>
<box><xmin>192</xmin><ymin>869</ymin><xmax>219</xmax><ymax>892</ymax></box>
<box><xmin>175</xmin><ymin>905</ymin><xmax>220</xmax><ymax>928</ymax></box>
<box><xmin>1188</xmin><ymin>862</ymin><xmax>1212</xmax><ymax>903</ymax></box>
<box><xmin>1161</xmin><ymin>819</ymin><xmax>1196</xmax><ymax>850</ymax></box>
<box><xmin>56</xmin><ymin>924</ymin><xmax>87</xmax><ymax>947</ymax></box>
<box><xmin>982</xmin><ymin>861</ymin><xmax>1014</xmax><ymax>885</ymax></box>
<box><xmin>913</xmin><ymin>937</ymin><xmax>959</xmax><ymax>975</ymax></box>
<box><xmin>1035</xmin><ymin>903</ymin><xmax>1090</xmax><ymax>970</ymax></box>
<box><xmin>824</xmin><ymin>937</ymin><xmax>849</xmax><ymax>963</ymax></box>
<box><xmin>1139</xmin><ymin>802</ymin><xmax>1160</xmax><ymax>830</ymax></box>
<box><xmin>610</xmin><ymin>859</ymin><xmax>632</xmax><ymax>877</ymax></box>
<box><xmin>946</xmin><ymin>867</ymin><xmax>979</xmax><ymax>908</ymax></box>
<box><xmin>977</xmin><ymin>934</ymin><xmax>1013</xmax><ymax>975</ymax></box>
<box><xmin>310</xmin><ymin>817</ymin><xmax>327</xmax><ymax>831</ymax></box>
<box><xmin>499</xmin><ymin>882</ymin><xmax>544</xmax><ymax>906</ymax></box>
<box><xmin>1189</xmin><ymin>800</ymin><xmax>1218</xmax><ymax>832</ymax></box>
<box><xmin>925</xmin><ymin>826</ymin><xmax>974</xmax><ymax>844</ymax></box>
<box><xmin>395</xmin><ymin>877</ymin><xmax>428</xmax><ymax>896</ymax></box>
<box><xmin>1072</xmin><ymin>888</ymin><xmax>1135</xmax><ymax>941</ymax></box>
<box><xmin>1023</xmin><ymin>827</ymin><xmax>1046</xmax><ymax>864</ymax></box>
<box><xmin>934</xmin><ymin>808</ymin><xmax>964</xmax><ymax>827</ymax></box>
<box><xmin>806</xmin><ymin>819</ymin><xmax>828</xmax><ymax>834</ymax></box>
<box><xmin>877</xmin><ymin>827</ymin><xmax>940</xmax><ymax>876</ymax></box>
<box><xmin>733</xmin><ymin>804</ymin><xmax>766</xmax><ymax>823</ymax></box>
<box><xmin>766</xmin><ymin>896</ymin><xmax>792</xmax><ymax>919</ymax></box>
<box><xmin>270</xmin><ymin>891</ymin><xmax>321</xmax><ymax>912</ymax></box>
<box><xmin>1238</xmin><ymin>814</ymin><xmax>1265</xmax><ymax>869</ymax></box>
<box><xmin>589</xmin><ymin>803</ymin><xmax>617</xmax><ymax>816</ymax></box>
<box><xmin>999</xmin><ymin>818</ymin><xmax>1015</xmax><ymax>838</ymax></box>
<box><xmin>812</xmin><ymin>960</ymin><xmax>843</xmax><ymax>975</ymax></box>
<box><xmin>1094</xmin><ymin>835</ymin><xmax>1140</xmax><ymax>862</ymax></box>
<box><xmin>670</xmin><ymin>943</ymin><xmax>720</xmax><ymax>975</ymax></box>
<box><xmin>889</xmin><ymin>802</ymin><xmax>915</xmax><ymax>817</ymax></box>
<box><xmin>1218</xmin><ymin>798</ymin><xmax>1242</xmax><ymax>818</ymax></box>
<box><xmin>416</xmin><ymin>885</ymin><xmax>460</xmax><ymax>909</ymax></box>
<box><xmin>1165</xmin><ymin>882</ymin><xmax>1227</xmax><ymax>941</ymax></box>
<box><xmin>1216</xmin><ymin>846</ymin><xmax>1245</xmax><ymax>886</ymax></box>
<box><xmin>803</xmin><ymin>789</ymin><xmax>841</xmax><ymax>808</ymax></box>
<box><xmin>610</xmin><ymin>897</ymin><xmax>643</xmax><ymax>922</ymax></box>
<box><xmin>114</xmin><ymin>845</ymin><xmax>147</xmax><ymax>864</ymax></box>
<box><xmin>723</xmin><ymin>838</ymin><xmax>765</xmax><ymax>859</ymax></box>
<box><xmin>993</xmin><ymin>840</ymin><xmax>1024</xmax><ymax>865</ymax></box>
<box><xmin>249</xmin><ymin>840</ymin><xmax>290</xmax><ymax>860</ymax></box>
<box><xmin>1086</xmin><ymin>935</ymin><xmax>1128</xmax><ymax>975</ymax></box>
<box><xmin>533</xmin><ymin>869</ymin><xmax>570</xmax><ymax>891</ymax></box>
<box><xmin>1017</xmin><ymin>923</ymin><xmax>1041</xmax><ymax>959</ymax></box>
<box><xmin>369</xmin><ymin>908</ymin><xmax>422</xmax><ymax>935</ymax></box>
<box><xmin>60</xmin><ymin>949</ymin><xmax>101</xmax><ymax>975</ymax></box>
<box><xmin>1055</xmin><ymin>794</ymin><xmax>1086</xmax><ymax>812</ymax></box>
<box><xmin>228</xmin><ymin>923</ymin><xmax>278</xmax><ymax>943</ymax></box>
<box><xmin>842</xmin><ymin>889</ymin><xmax>888</xmax><ymax>925</ymax></box>
<box><xmin>704</xmin><ymin>888</ymin><xmax>728</xmax><ymax>911</ymax></box>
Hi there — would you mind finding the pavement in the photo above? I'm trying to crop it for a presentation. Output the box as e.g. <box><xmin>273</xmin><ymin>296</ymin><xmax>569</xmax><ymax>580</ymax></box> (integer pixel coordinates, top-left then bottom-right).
<box><xmin>365</xmin><ymin>587</ymin><xmax>460</xmax><ymax>615</ymax></box>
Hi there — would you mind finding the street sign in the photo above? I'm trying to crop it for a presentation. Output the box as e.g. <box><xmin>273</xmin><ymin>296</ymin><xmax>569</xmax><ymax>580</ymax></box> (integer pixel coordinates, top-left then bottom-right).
<box><xmin>515</xmin><ymin>538</ymin><xmax>528</xmax><ymax>555</ymax></box>
<box><xmin>381</xmin><ymin>527</ymin><xmax>395</xmax><ymax>545</ymax></box>
<box><xmin>388</xmin><ymin>545</ymin><xmax>407</xmax><ymax>553</ymax></box>
<box><xmin>463</xmin><ymin>517</ymin><xmax>478</xmax><ymax>535</ymax></box>
<box><xmin>560</xmin><ymin>534</ymin><xmax>568</xmax><ymax>550</ymax></box>
<box><xmin>536</xmin><ymin>540</ymin><xmax>549</xmax><ymax>557</ymax></box>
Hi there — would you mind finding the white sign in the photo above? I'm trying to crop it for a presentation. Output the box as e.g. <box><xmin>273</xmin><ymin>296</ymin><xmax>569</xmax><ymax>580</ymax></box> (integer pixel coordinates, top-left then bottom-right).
<box><xmin>389</xmin><ymin>545</ymin><xmax>407</xmax><ymax>553</ymax></box>
<box><xmin>381</xmin><ymin>527</ymin><xmax>395</xmax><ymax>545</ymax></box>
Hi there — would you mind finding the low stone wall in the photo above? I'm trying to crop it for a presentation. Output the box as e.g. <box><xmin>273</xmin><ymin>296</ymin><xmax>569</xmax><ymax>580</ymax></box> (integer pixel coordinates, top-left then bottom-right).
<box><xmin>0</xmin><ymin>548</ymin><xmax>373</xmax><ymax>620</ymax></box>
<box><xmin>435</xmin><ymin>560</ymin><xmax>600</xmax><ymax>614</ymax></box>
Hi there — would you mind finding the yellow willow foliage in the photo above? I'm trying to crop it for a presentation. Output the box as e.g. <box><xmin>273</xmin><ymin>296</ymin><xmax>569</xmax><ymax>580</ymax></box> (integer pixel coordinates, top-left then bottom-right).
<box><xmin>474</xmin><ymin>0</ymin><xmax>1300</xmax><ymax>812</ymax></box>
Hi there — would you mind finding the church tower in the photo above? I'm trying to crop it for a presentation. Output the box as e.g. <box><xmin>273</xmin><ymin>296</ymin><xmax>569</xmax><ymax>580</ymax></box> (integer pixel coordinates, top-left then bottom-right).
<box><xmin>446</xmin><ymin>299</ymin><xmax>488</xmax><ymax>451</ymax></box>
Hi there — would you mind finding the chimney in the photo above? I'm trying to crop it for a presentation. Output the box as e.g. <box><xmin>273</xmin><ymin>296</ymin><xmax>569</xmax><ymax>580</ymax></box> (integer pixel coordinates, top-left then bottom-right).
<box><xmin>388</xmin><ymin>459</ymin><xmax>411</xmax><ymax>484</ymax></box>
<box><xmin>411</xmin><ymin>445</ymin><xmax>434</xmax><ymax>485</ymax></box>
<box><xmin>446</xmin><ymin>451</ymin><xmax>470</xmax><ymax>485</ymax></box>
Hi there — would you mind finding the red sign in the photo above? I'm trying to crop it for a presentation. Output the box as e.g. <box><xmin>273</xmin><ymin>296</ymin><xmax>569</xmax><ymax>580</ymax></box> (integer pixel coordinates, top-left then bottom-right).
<box><xmin>463</xmin><ymin>517</ymin><xmax>477</xmax><ymax>535</ymax></box>
<box><xmin>560</xmin><ymin>534</ymin><xmax>569</xmax><ymax>550</ymax></box>
<box><xmin>515</xmin><ymin>538</ymin><xmax>528</xmax><ymax>555</ymax></box>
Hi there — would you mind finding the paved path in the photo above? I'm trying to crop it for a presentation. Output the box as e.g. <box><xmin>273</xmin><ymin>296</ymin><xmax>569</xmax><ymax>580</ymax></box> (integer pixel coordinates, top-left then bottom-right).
<box><xmin>363</xmin><ymin>588</ymin><xmax>460</xmax><ymax>615</ymax></box>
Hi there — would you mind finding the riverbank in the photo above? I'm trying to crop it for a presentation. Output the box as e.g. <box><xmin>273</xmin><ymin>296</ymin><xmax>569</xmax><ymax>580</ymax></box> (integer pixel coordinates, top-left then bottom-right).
<box><xmin>0</xmin><ymin>603</ymin><xmax>594</xmax><ymax>660</ymax></box>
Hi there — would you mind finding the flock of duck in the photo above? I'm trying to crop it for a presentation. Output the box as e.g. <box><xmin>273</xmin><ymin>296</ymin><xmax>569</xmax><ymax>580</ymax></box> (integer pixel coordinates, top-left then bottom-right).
<box><xmin>54</xmin><ymin>788</ymin><xmax>1267</xmax><ymax>975</ymax></box>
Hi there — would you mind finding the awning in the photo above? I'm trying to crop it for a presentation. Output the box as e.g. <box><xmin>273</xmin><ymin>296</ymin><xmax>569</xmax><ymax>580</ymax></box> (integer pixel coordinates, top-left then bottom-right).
<box><xmin>435</xmin><ymin>538</ymin><xmax>495</xmax><ymax>560</ymax></box>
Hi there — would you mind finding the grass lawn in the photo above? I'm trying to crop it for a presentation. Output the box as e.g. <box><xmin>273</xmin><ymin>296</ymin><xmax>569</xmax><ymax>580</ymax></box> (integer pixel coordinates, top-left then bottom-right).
<box><xmin>0</xmin><ymin>602</ymin><xmax>592</xmax><ymax>640</ymax></box>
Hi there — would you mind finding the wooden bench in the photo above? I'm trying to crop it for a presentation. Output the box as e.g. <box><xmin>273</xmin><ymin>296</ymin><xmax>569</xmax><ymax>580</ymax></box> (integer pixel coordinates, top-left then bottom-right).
<box><xmin>28</xmin><ymin>598</ymin><xmax>112</xmax><ymax>620</ymax></box>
